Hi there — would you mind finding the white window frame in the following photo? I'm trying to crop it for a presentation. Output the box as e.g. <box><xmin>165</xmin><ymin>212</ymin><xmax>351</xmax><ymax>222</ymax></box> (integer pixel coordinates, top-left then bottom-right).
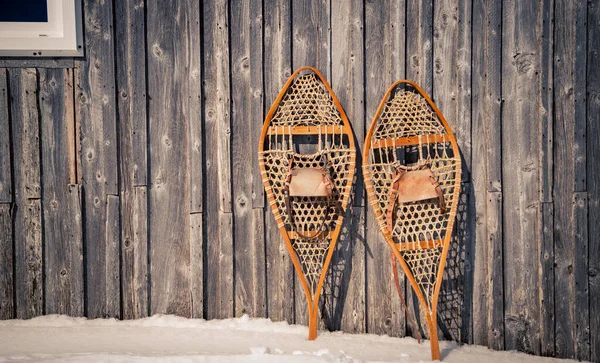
<box><xmin>0</xmin><ymin>0</ymin><xmax>83</xmax><ymax>57</ymax></box>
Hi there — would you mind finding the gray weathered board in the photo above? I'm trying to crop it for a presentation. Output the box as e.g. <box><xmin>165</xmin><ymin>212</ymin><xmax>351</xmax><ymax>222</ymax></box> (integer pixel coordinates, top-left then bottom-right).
<box><xmin>0</xmin><ymin>0</ymin><xmax>597</xmax><ymax>360</ymax></box>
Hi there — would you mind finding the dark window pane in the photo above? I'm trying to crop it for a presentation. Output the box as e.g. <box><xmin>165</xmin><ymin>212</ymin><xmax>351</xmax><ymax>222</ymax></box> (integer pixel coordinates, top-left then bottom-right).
<box><xmin>0</xmin><ymin>0</ymin><xmax>48</xmax><ymax>23</ymax></box>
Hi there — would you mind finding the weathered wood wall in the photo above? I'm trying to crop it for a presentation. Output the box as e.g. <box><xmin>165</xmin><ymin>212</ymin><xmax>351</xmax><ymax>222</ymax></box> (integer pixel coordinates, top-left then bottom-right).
<box><xmin>0</xmin><ymin>0</ymin><xmax>598</xmax><ymax>360</ymax></box>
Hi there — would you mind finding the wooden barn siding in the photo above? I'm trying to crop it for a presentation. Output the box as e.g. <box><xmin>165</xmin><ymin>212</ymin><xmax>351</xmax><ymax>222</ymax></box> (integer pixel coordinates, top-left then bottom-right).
<box><xmin>0</xmin><ymin>0</ymin><xmax>597</xmax><ymax>359</ymax></box>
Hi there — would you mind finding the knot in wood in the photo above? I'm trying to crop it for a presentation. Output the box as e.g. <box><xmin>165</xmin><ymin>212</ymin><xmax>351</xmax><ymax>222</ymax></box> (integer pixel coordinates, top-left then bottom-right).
<box><xmin>152</xmin><ymin>44</ymin><xmax>163</xmax><ymax>58</ymax></box>
<box><xmin>589</xmin><ymin>267</ymin><xmax>598</xmax><ymax>277</ymax></box>
<box><xmin>60</xmin><ymin>269</ymin><xmax>67</xmax><ymax>276</ymax></box>
<box><xmin>384</xmin><ymin>318</ymin><xmax>392</xmax><ymax>328</ymax></box>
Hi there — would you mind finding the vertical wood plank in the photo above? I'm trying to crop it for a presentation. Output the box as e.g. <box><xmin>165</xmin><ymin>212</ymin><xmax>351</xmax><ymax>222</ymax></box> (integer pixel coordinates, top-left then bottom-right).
<box><xmin>125</xmin><ymin>186</ymin><xmax>148</xmax><ymax>318</ymax></box>
<box><xmin>265</xmin><ymin>208</ymin><xmax>295</xmax><ymax>323</ymax></box>
<box><xmin>9</xmin><ymin>69</ymin><xmax>41</xmax><ymax>200</ymax></box>
<box><xmin>231</xmin><ymin>0</ymin><xmax>265</xmax><ymax>318</ymax></box>
<box><xmin>471</xmin><ymin>0</ymin><xmax>502</xmax><ymax>348</ymax></box>
<box><xmin>40</xmin><ymin>68</ymin><xmax>84</xmax><ymax>316</ymax></box>
<box><xmin>364</xmin><ymin>0</ymin><xmax>406</xmax><ymax>337</ymax></box>
<box><xmin>553</xmin><ymin>0</ymin><xmax>588</xmax><ymax>358</ymax></box>
<box><xmin>190</xmin><ymin>212</ymin><xmax>203</xmax><ymax>318</ymax></box>
<box><xmin>540</xmin><ymin>202</ymin><xmax>555</xmax><ymax>355</ymax></box>
<box><xmin>189</xmin><ymin>0</ymin><xmax>203</xmax><ymax>214</ymax></box>
<box><xmin>203</xmin><ymin>0</ymin><xmax>233</xmax><ymax>319</ymax></box>
<box><xmin>539</xmin><ymin>0</ymin><xmax>555</xmax><ymax>356</ymax></box>
<box><xmin>115</xmin><ymin>0</ymin><xmax>149</xmax><ymax>320</ymax></box>
<box><xmin>502</xmin><ymin>0</ymin><xmax>542</xmax><ymax>354</ymax></box>
<box><xmin>330</xmin><ymin>0</ymin><xmax>366</xmax><ymax>334</ymax></box>
<box><xmin>252</xmin><ymin>209</ymin><xmax>266</xmax><ymax>317</ymax></box>
<box><xmin>263</xmin><ymin>0</ymin><xmax>293</xmax><ymax>325</ymax></box>
<box><xmin>331</xmin><ymin>0</ymin><xmax>365</xmax><ymax>206</ymax></box>
<box><xmin>115</xmin><ymin>0</ymin><xmax>147</xmax><ymax>188</ymax></box>
<box><xmin>407</xmin><ymin>0</ymin><xmax>433</xmax><ymax>92</ymax></box>
<box><xmin>105</xmin><ymin>194</ymin><xmax>121</xmax><ymax>318</ymax></box>
<box><xmin>487</xmin><ymin>191</ymin><xmax>504</xmax><ymax>350</ymax></box>
<box><xmin>0</xmin><ymin>203</ymin><xmax>13</xmax><ymax>319</ymax></box>
<box><xmin>573</xmin><ymin>192</ymin><xmax>590</xmax><ymax>361</ymax></box>
<box><xmin>67</xmin><ymin>185</ymin><xmax>84</xmax><ymax>316</ymax></box>
<box><xmin>76</xmin><ymin>0</ymin><xmax>119</xmax><ymax>318</ymax></box>
<box><xmin>587</xmin><ymin>2</ymin><xmax>600</xmax><ymax>361</ymax></box>
<box><xmin>10</xmin><ymin>68</ymin><xmax>43</xmax><ymax>319</ymax></box>
<box><xmin>121</xmin><ymin>182</ymin><xmax>149</xmax><ymax>320</ymax></box>
<box><xmin>219</xmin><ymin>212</ymin><xmax>234</xmax><ymax>318</ymax></box>
<box><xmin>291</xmin><ymin>0</ymin><xmax>329</xmax><ymax>74</ymax></box>
<box><xmin>15</xmin><ymin>200</ymin><xmax>42</xmax><ymax>319</ymax></box>
<box><xmin>456</xmin><ymin>0</ymin><xmax>474</xmax><ymax>341</ymax></box>
<box><xmin>0</xmin><ymin>69</ymin><xmax>11</xmax><ymax>202</ymax></box>
<box><xmin>147</xmin><ymin>0</ymin><xmax>197</xmax><ymax>316</ymax></box>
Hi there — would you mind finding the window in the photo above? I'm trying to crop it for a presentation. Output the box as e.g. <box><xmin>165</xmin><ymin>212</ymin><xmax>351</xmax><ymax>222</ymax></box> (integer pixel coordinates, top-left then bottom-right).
<box><xmin>0</xmin><ymin>0</ymin><xmax>83</xmax><ymax>57</ymax></box>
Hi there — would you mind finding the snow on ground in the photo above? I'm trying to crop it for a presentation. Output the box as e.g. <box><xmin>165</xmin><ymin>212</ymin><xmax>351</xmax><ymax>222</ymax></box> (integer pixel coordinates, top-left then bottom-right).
<box><xmin>0</xmin><ymin>315</ymin><xmax>583</xmax><ymax>363</ymax></box>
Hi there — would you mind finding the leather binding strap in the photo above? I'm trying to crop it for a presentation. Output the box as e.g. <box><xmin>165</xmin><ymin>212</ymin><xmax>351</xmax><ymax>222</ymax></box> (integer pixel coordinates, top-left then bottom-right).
<box><xmin>284</xmin><ymin>157</ymin><xmax>335</xmax><ymax>240</ymax></box>
<box><xmin>386</xmin><ymin>165</ymin><xmax>446</xmax><ymax>233</ymax></box>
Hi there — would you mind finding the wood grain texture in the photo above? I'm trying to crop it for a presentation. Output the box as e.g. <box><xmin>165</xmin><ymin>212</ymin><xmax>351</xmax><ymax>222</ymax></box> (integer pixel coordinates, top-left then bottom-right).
<box><xmin>572</xmin><ymin>192</ymin><xmax>589</xmax><ymax>361</ymax></box>
<box><xmin>502</xmin><ymin>0</ymin><xmax>542</xmax><ymax>354</ymax></box>
<box><xmin>487</xmin><ymin>191</ymin><xmax>503</xmax><ymax>350</ymax></box>
<box><xmin>291</xmin><ymin>0</ymin><xmax>329</xmax><ymax>74</ymax></box>
<box><xmin>407</xmin><ymin>0</ymin><xmax>433</xmax><ymax>92</ymax></box>
<box><xmin>540</xmin><ymin>202</ymin><xmax>555</xmax><ymax>356</ymax></box>
<box><xmin>539</xmin><ymin>0</ymin><xmax>555</xmax><ymax>354</ymax></box>
<box><xmin>190</xmin><ymin>213</ymin><xmax>203</xmax><ymax>318</ymax></box>
<box><xmin>587</xmin><ymin>2</ymin><xmax>600</xmax><ymax>361</ymax></box>
<box><xmin>471</xmin><ymin>0</ymin><xmax>502</xmax><ymax>348</ymax></box>
<box><xmin>265</xmin><ymin>206</ymin><xmax>294</xmax><ymax>323</ymax></box>
<box><xmin>231</xmin><ymin>0</ymin><xmax>265</xmax><ymax>318</ymax></box>
<box><xmin>0</xmin><ymin>69</ymin><xmax>11</xmax><ymax>202</ymax></box>
<box><xmin>365</xmin><ymin>0</ymin><xmax>406</xmax><ymax>338</ymax></box>
<box><xmin>105</xmin><ymin>195</ymin><xmax>121</xmax><ymax>318</ymax></box>
<box><xmin>188</xmin><ymin>0</ymin><xmax>203</xmax><ymax>213</ymax></box>
<box><xmin>0</xmin><ymin>203</ymin><xmax>13</xmax><ymax>319</ymax></box>
<box><xmin>540</xmin><ymin>0</ymin><xmax>554</xmax><ymax>203</ymax></box>
<box><xmin>115</xmin><ymin>0</ymin><xmax>149</xmax><ymax>320</ymax></box>
<box><xmin>39</xmin><ymin>68</ymin><xmax>84</xmax><ymax>316</ymax></box>
<box><xmin>553</xmin><ymin>0</ymin><xmax>588</xmax><ymax>358</ymax></box>
<box><xmin>218</xmin><ymin>212</ymin><xmax>234</xmax><ymax>318</ymax></box>
<box><xmin>9</xmin><ymin>68</ymin><xmax>43</xmax><ymax>319</ymax></box>
<box><xmin>147</xmin><ymin>0</ymin><xmax>196</xmax><ymax>316</ymax></box>
<box><xmin>331</xmin><ymin>0</ymin><xmax>365</xmax><ymax>207</ymax></box>
<box><xmin>14</xmin><ymin>199</ymin><xmax>42</xmax><ymax>319</ymax></box>
<box><xmin>76</xmin><ymin>0</ymin><xmax>119</xmax><ymax>318</ymax></box>
<box><xmin>329</xmin><ymin>0</ymin><xmax>366</xmax><ymax>334</ymax></box>
<box><xmin>203</xmin><ymin>0</ymin><xmax>233</xmax><ymax>320</ymax></box>
<box><xmin>114</xmin><ymin>0</ymin><xmax>148</xmax><ymax>185</ymax></box>
<box><xmin>9</xmin><ymin>69</ymin><xmax>41</xmax><ymax>200</ymax></box>
<box><xmin>263</xmin><ymin>0</ymin><xmax>293</xmax><ymax>324</ymax></box>
<box><xmin>123</xmin><ymin>186</ymin><xmax>148</xmax><ymax>318</ymax></box>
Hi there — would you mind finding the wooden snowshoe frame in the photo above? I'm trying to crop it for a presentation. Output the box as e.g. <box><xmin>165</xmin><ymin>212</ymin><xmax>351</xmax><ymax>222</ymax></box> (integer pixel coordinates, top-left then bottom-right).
<box><xmin>258</xmin><ymin>66</ymin><xmax>356</xmax><ymax>340</ymax></box>
<box><xmin>363</xmin><ymin>80</ymin><xmax>461</xmax><ymax>361</ymax></box>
